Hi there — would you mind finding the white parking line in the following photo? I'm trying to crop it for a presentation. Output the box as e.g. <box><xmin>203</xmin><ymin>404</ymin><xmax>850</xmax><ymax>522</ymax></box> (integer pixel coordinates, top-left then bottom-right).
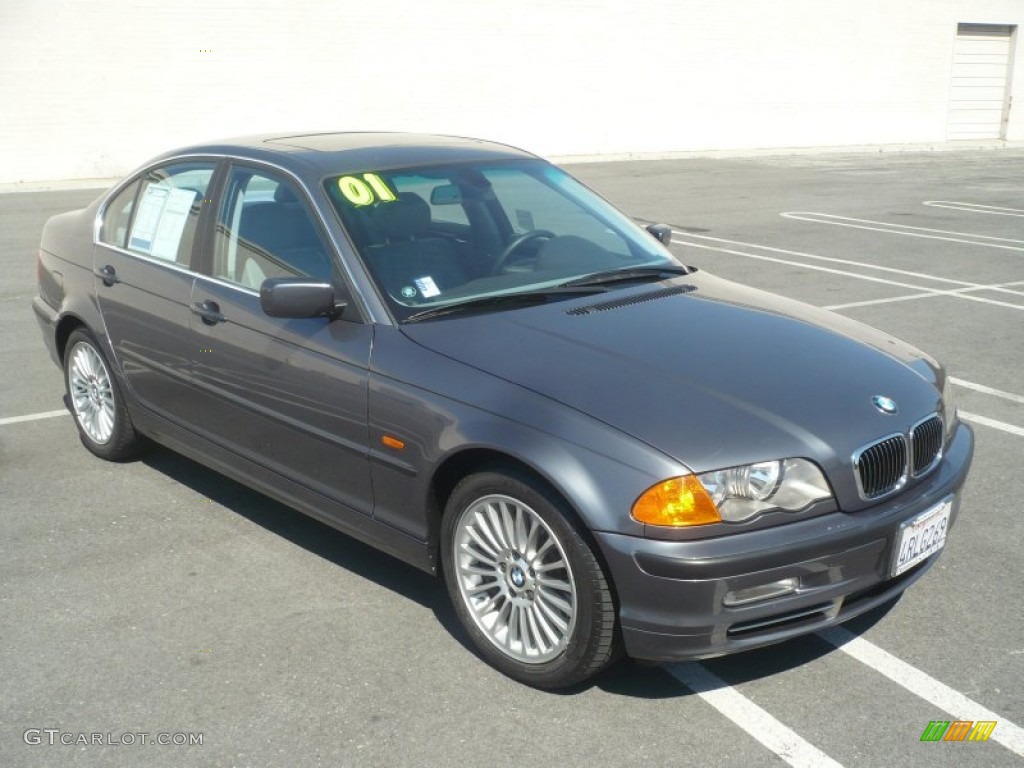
<box><xmin>671</xmin><ymin>236</ymin><xmax>1024</xmax><ymax>312</ymax></box>
<box><xmin>823</xmin><ymin>281</ymin><xmax>1024</xmax><ymax>310</ymax></box>
<box><xmin>960</xmin><ymin>412</ymin><xmax>1024</xmax><ymax>438</ymax></box>
<box><xmin>675</xmin><ymin>232</ymin><xmax>994</xmax><ymax>287</ymax></box>
<box><xmin>819</xmin><ymin>627</ymin><xmax>1024</xmax><ymax>757</ymax></box>
<box><xmin>666</xmin><ymin>663</ymin><xmax>845</xmax><ymax>768</ymax></box>
<box><xmin>951</xmin><ymin>378</ymin><xmax>1024</xmax><ymax>405</ymax></box>
<box><xmin>785</xmin><ymin>212</ymin><xmax>1024</xmax><ymax>244</ymax></box>
<box><xmin>0</xmin><ymin>409</ymin><xmax>68</xmax><ymax>426</ymax></box>
<box><xmin>671</xmin><ymin>231</ymin><xmax>1024</xmax><ymax>298</ymax></box>
<box><xmin>924</xmin><ymin>201</ymin><xmax>1024</xmax><ymax>217</ymax></box>
<box><xmin>780</xmin><ymin>212</ymin><xmax>1024</xmax><ymax>252</ymax></box>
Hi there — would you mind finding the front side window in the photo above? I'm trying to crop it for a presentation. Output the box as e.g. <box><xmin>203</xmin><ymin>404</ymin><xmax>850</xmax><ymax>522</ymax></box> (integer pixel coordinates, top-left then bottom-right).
<box><xmin>323</xmin><ymin>160</ymin><xmax>680</xmax><ymax>321</ymax></box>
<box><xmin>119</xmin><ymin>162</ymin><xmax>214</xmax><ymax>265</ymax></box>
<box><xmin>213</xmin><ymin>167</ymin><xmax>334</xmax><ymax>290</ymax></box>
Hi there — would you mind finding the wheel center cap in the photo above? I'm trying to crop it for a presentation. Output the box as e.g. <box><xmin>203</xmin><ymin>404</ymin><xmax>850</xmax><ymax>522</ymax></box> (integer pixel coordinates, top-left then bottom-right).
<box><xmin>509</xmin><ymin>566</ymin><xmax>526</xmax><ymax>589</ymax></box>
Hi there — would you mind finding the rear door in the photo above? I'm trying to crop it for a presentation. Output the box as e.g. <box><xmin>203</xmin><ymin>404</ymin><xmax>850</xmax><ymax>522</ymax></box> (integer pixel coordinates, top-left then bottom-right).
<box><xmin>189</xmin><ymin>163</ymin><xmax>375</xmax><ymax>517</ymax></box>
<box><xmin>94</xmin><ymin>160</ymin><xmax>217</xmax><ymax>425</ymax></box>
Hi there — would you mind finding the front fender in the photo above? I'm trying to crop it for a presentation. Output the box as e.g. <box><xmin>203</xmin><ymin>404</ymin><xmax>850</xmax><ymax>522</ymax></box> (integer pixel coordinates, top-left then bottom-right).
<box><xmin>367</xmin><ymin>326</ymin><xmax>684</xmax><ymax>549</ymax></box>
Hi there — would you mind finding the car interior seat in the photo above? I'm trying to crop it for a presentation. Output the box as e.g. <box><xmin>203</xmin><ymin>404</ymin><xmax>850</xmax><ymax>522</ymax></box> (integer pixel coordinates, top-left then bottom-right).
<box><xmin>235</xmin><ymin>184</ymin><xmax>332</xmax><ymax>288</ymax></box>
<box><xmin>363</xmin><ymin>192</ymin><xmax>468</xmax><ymax>300</ymax></box>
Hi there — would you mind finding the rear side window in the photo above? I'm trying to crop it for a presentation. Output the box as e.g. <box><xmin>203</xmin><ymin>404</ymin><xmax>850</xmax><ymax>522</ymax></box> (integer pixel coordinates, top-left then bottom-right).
<box><xmin>100</xmin><ymin>181</ymin><xmax>139</xmax><ymax>248</ymax></box>
<box><xmin>105</xmin><ymin>162</ymin><xmax>215</xmax><ymax>266</ymax></box>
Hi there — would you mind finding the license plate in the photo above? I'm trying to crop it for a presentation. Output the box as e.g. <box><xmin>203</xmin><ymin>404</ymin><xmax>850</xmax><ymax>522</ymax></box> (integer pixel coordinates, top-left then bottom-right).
<box><xmin>891</xmin><ymin>497</ymin><xmax>953</xmax><ymax>577</ymax></box>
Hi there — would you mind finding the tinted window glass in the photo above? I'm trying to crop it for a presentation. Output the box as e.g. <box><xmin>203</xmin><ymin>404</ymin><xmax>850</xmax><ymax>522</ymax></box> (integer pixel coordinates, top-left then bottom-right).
<box><xmin>324</xmin><ymin>160</ymin><xmax>678</xmax><ymax>321</ymax></box>
<box><xmin>483</xmin><ymin>168</ymin><xmax>630</xmax><ymax>257</ymax></box>
<box><xmin>394</xmin><ymin>175</ymin><xmax>469</xmax><ymax>225</ymax></box>
<box><xmin>124</xmin><ymin>162</ymin><xmax>215</xmax><ymax>265</ymax></box>
<box><xmin>213</xmin><ymin>168</ymin><xmax>334</xmax><ymax>290</ymax></box>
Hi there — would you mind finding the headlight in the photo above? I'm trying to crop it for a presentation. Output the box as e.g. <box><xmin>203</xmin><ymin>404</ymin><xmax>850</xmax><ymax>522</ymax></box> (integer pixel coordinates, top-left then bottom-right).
<box><xmin>699</xmin><ymin>458</ymin><xmax>832</xmax><ymax>522</ymax></box>
<box><xmin>941</xmin><ymin>374</ymin><xmax>957</xmax><ymax>437</ymax></box>
<box><xmin>631</xmin><ymin>458</ymin><xmax>832</xmax><ymax>527</ymax></box>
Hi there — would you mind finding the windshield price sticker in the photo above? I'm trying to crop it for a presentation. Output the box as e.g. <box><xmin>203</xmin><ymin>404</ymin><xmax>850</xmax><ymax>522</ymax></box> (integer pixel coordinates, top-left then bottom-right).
<box><xmin>413</xmin><ymin>276</ymin><xmax>440</xmax><ymax>298</ymax></box>
<box><xmin>338</xmin><ymin>173</ymin><xmax>397</xmax><ymax>206</ymax></box>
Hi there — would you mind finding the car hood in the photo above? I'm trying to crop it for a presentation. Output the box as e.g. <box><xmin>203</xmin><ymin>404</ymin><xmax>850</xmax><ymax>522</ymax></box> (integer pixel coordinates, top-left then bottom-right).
<box><xmin>401</xmin><ymin>272</ymin><xmax>944</xmax><ymax>510</ymax></box>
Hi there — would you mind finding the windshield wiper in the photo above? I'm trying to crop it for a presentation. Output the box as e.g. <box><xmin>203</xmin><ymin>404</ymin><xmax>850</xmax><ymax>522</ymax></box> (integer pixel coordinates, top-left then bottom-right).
<box><xmin>403</xmin><ymin>286</ymin><xmax>606</xmax><ymax>323</ymax></box>
<box><xmin>561</xmin><ymin>265</ymin><xmax>689</xmax><ymax>288</ymax></box>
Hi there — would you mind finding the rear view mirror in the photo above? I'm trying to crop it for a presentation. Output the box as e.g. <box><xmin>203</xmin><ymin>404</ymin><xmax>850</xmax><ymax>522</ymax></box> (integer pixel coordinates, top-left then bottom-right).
<box><xmin>645</xmin><ymin>223</ymin><xmax>673</xmax><ymax>245</ymax></box>
<box><xmin>260</xmin><ymin>277</ymin><xmax>344</xmax><ymax>319</ymax></box>
<box><xmin>430</xmin><ymin>184</ymin><xmax>463</xmax><ymax>205</ymax></box>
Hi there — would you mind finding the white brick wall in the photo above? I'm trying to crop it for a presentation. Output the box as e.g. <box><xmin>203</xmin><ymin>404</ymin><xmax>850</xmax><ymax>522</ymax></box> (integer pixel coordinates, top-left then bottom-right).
<box><xmin>1</xmin><ymin>0</ymin><xmax>1022</xmax><ymax>183</ymax></box>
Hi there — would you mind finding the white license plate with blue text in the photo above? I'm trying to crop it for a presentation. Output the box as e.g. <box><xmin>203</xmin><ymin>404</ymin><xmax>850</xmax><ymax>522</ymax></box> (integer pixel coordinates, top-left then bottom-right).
<box><xmin>891</xmin><ymin>497</ymin><xmax>953</xmax><ymax>577</ymax></box>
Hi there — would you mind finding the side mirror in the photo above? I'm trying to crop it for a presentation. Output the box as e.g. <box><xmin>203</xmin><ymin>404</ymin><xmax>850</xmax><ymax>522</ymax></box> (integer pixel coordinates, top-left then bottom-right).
<box><xmin>645</xmin><ymin>223</ymin><xmax>673</xmax><ymax>246</ymax></box>
<box><xmin>260</xmin><ymin>277</ymin><xmax>345</xmax><ymax>319</ymax></box>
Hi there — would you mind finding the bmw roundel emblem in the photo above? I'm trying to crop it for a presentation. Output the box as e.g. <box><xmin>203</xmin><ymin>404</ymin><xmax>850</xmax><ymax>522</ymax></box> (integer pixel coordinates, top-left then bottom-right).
<box><xmin>872</xmin><ymin>395</ymin><xmax>899</xmax><ymax>415</ymax></box>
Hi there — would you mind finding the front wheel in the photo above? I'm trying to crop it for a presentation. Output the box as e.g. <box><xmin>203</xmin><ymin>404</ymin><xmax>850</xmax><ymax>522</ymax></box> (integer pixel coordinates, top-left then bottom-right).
<box><xmin>441</xmin><ymin>470</ymin><xmax>620</xmax><ymax>688</ymax></box>
<box><xmin>63</xmin><ymin>328</ymin><xmax>145</xmax><ymax>461</ymax></box>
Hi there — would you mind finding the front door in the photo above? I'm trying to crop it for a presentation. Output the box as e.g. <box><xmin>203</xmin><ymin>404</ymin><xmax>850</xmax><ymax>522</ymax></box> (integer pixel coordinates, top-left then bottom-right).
<box><xmin>190</xmin><ymin>164</ymin><xmax>374</xmax><ymax>517</ymax></box>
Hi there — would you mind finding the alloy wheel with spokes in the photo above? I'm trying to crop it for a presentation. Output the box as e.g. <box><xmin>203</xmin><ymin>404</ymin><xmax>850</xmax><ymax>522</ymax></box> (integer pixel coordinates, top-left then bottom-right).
<box><xmin>68</xmin><ymin>341</ymin><xmax>116</xmax><ymax>444</ymax></box>
<box><xmin>452</xmin><ymin>494</ymin><xmax>577</xmax><ymax>663</ymax></box>
<box><xmin>63</xmin><ymin>328</ymin><xmax>145</xmax><ymax>461</ymax></box>
<box><xmin>442</xmin><ymin>470</ymin><xmax>620</xmax><ymax>688</ymax></box>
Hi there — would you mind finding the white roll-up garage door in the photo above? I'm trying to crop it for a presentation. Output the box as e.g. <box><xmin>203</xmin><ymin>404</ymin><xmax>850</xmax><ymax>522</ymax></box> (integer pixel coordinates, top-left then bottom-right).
<box><xmin>947</xmin><ymin>23</ymin><xmax>1016</xmax><ymax>140</ymax></box>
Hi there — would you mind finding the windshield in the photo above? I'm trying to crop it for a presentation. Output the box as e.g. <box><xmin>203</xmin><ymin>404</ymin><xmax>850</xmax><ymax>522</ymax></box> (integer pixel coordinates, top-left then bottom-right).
<box><xmin>323</xmin><ymin>159</ymin><xmax>684</xmax><ymax>321</ymax></box>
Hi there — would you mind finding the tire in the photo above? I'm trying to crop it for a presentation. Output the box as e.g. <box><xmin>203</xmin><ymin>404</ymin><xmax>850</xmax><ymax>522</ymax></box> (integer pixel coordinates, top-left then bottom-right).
<box><xmin>441</xmin><ymin>469</ymin><xmax>620</xmax><ymax>688</ymax></box>
<box><xmin>63</xmin><ymin>328</ymin><xmax>145</xmax><ymax>461</ymax></box>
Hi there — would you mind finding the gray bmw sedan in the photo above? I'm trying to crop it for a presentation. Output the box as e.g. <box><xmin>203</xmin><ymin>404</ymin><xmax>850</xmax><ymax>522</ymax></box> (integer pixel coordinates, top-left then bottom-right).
<box><xmin>33</xmin><ymin>132</ymin><xmax>973</xmax><ymax>688</ymax></box>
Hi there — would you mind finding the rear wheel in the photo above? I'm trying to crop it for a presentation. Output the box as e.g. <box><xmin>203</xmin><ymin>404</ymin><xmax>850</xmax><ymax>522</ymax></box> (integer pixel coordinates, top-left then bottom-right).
<box><xmin>64</xmin><ymin>329</ymin><xmax>145</xmax><ymax>461</ymax></box>
<box><xmin>442</xmin><ymin>469</ymin><xmax>620</xmax><ymax>688</ymax></box>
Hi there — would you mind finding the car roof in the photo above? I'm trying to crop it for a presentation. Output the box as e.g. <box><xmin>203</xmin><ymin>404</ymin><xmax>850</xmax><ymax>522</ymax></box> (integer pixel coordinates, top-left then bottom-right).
<box><xmin>153</xmin><ymin>131</ymin><xmax>539</xmax><ymax>176</ymax></box>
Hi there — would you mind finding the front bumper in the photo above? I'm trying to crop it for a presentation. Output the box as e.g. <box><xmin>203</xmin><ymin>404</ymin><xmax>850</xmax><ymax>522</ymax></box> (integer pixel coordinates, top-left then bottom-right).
<box><xmin>597</xmin><ymin>421</ymin><xmax>974</xmax><ymax>661</ymax></box>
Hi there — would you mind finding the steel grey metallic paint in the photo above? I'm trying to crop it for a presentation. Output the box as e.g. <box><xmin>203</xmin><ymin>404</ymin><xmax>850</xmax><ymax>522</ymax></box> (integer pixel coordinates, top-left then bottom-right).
<box><xmin>33</xmin><ymin>132</ymin><xmax>973</xmax><ymax>664</ymax></box>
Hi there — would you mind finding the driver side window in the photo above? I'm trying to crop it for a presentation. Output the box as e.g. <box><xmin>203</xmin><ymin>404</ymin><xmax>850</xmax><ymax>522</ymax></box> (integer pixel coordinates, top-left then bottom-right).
<box><xmin>213</xmin><ymin>168</ymin><xmax>335</xmax><ymax>290</ymax></box>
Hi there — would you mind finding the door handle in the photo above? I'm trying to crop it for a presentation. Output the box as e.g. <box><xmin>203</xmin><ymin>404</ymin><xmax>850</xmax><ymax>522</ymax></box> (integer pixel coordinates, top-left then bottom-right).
<box><xmin>95</xmin><ymin>264</ymin><xmax>120</xmax><ymax>286</ymax></box>
<box><xmin>190</xmin><ymin>299</ymin><xmax>227</xmax><ymax>325</ymax></box>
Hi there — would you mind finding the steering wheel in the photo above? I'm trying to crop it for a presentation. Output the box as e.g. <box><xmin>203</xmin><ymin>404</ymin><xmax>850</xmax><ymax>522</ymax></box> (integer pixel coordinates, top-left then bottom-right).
<box><xmin>493</xmin><ymin>229</ymin><xmax>555</xmax><ymax>273</ymax></box>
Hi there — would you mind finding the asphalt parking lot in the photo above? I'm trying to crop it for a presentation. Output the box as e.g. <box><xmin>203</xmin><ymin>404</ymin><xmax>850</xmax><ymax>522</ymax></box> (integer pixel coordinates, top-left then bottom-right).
<box><xmin>2</xmin><ymin>148</ymin><xmax>1022</xmax><ymax>768</ymax></box>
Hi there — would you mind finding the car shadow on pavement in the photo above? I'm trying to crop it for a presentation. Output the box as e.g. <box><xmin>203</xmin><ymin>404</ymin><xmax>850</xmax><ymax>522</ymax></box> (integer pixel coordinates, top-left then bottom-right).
<box><xmin>143</xmin><ymin>446</ymin><xmax>902</xmax><ymax>700</ymax></box>
<box><xmin>141</xmin><ymin>448</ymin><xmax>472</xmax><ymax>647</ymax></box>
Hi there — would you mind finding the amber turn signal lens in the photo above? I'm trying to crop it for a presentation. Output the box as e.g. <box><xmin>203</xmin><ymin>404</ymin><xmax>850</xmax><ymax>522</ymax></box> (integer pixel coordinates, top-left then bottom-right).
<box><xmin>631</xmin><ymin>476</ymin><xmax>722</xmax><ymax>527</ymax></box>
